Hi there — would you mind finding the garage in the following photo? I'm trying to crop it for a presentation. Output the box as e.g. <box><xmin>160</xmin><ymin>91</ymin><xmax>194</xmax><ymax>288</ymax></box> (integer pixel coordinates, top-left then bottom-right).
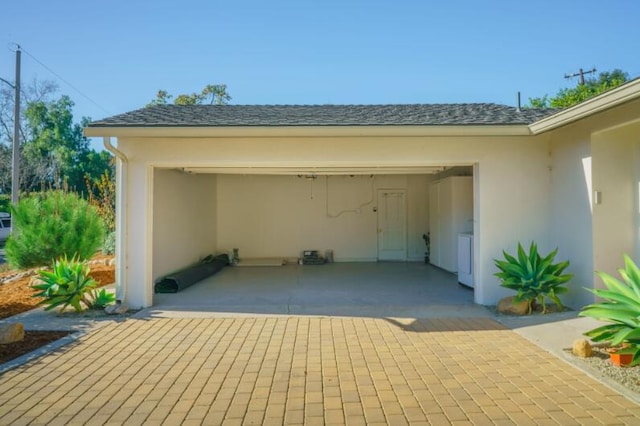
<box><xmin>149</xmin><ymin>165</ymin><xmax>476</xmax><ymax>316</ymax></box>
<box><xmin>86</xmin><ymin>103</ymin><xmax>559</xmax><ymax>309</ymax></box>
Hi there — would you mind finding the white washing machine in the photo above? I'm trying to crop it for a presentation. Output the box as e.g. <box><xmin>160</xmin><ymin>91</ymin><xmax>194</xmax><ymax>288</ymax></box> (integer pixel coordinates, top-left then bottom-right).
<box><xmin>457</xmin><ymin>233</ymin><xmax>474</xmax><ymax>288</ymax></box>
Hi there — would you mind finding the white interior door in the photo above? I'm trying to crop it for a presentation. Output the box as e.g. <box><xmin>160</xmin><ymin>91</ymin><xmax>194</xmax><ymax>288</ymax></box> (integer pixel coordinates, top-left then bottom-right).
<box><xmin>377</xmin><ymin>189</ymin><xmax>407</xmax><ymax>261</ymax></box>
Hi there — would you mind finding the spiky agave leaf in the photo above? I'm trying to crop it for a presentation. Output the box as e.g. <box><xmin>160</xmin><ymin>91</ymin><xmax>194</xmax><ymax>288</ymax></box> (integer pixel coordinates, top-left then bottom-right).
<box><xmin>32</xmin><ymin>255</ymin><xmax>98</xmax><ymax>313</ymax></box>
<box><xmin>580</xmin><ymin>255</ymin><xmax>640</xmax><ymax>356</ymax></box>
<box><xmin>584</xmin><ymin>323</ymin><xmax>626</xmax><ymax>342</ymax></box>
<box><xmin>90</xmin><ymin>288</ymin><xmax>116</xmax><ymax>309</ymax></box>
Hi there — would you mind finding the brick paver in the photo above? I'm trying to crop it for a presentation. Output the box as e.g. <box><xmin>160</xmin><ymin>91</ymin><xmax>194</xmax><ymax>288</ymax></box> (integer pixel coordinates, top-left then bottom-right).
<box><xmin>0</xmin><ymin>317</ymin><xmax>639</xmax><ymax>425</ymax></box>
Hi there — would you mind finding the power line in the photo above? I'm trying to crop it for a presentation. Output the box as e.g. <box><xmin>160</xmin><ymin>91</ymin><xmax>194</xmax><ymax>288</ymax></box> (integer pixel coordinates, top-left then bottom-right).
<box><xmin>19</xmin><ymin>46</ymin><xmax>112</xmax><ymax>116</ymax></box>
<box><xmin>564</xmin><ymin>67</ymin><xmax>597</xmax><ymax>85</ymax></box>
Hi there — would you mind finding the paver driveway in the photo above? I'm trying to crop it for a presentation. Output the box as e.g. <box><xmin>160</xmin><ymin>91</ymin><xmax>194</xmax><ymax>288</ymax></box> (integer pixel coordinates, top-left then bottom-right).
<box><xmin>1</xmin><ymin>316</ymin><xmax>639</xmax><ymax>425</ymax></box>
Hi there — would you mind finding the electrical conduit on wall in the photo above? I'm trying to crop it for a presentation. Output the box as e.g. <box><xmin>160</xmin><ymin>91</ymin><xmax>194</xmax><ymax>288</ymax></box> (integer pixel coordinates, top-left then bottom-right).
<box><xmin>325</xmin><ymin>175</ymin><xmax>376</xmax><ymax>218</ymax></box>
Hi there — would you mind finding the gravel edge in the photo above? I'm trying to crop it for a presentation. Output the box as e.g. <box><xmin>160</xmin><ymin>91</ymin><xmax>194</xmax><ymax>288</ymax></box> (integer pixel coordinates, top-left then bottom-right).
<box><xmin>560</xmin><ymin>348</ymin><xmax>640</xmax><ymax>404</ymax></box>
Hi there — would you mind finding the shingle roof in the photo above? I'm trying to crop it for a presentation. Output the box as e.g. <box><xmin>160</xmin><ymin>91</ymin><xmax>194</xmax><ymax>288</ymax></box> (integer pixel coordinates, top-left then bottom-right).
<box><xmin>88</xmin><ymin>104</ymin><xmax>557</xmax><ymax>128</ymax></box>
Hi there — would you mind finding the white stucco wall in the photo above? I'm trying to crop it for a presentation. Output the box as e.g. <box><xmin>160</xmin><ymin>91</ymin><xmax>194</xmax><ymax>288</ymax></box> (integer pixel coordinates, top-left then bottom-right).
<box><xmin>592</xmin><ymin>121</ymin><xmax>640</xmax><ymax>286</ymax></box>
<box><xmin>544</xmin><ymin>99</ymin><xmax>640</xmax><ymax>307</ymax></box>
<box><xmin>117</xmin><ymin>133</ymin><xmax>552</xmax><ymax>307</ymax></box>
<box><xmin>548</xmin><ymin>125</ymin><xmax>595</xmax><ymax>308</ymax></box>
<box><xmin>215</xmin><ymin>174</ymin><xmax>431</xmax><ymax>262</ymax></box>
<box><xmin>152</xmin><ymin>169</ymin><xmax>218</xmax><ymax>282</ymax></box>
<box><xmin>472</xmin><ymin>141</ymin><xmax>551</xmax><ymax>304</ymax></box>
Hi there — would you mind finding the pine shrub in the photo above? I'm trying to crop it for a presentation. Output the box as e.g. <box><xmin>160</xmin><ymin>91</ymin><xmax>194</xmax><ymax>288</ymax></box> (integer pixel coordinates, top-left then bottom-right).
<box><xmin>6</xmin><ymin>190</ymin><xmax>104</xmax><ymax>269</ymax></box>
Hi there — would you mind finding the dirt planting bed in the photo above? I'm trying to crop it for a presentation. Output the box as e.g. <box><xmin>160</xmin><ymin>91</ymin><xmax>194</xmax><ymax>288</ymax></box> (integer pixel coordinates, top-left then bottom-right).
<box><xmin>0</xmin><ymin>260</ymin><xmax>114</xmax><ymax>320</ymax></box>
<box><xmin>0</xmin><ymin>331</ymin><xmax>71</xmax><ymax>364</ymax></box>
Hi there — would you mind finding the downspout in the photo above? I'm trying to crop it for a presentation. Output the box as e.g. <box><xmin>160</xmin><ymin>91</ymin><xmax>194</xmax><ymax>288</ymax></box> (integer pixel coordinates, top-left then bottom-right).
<box><xmin>103</xmin><ymin>137</ymin><xmax>128</xmax><ymax>304</ymax></box>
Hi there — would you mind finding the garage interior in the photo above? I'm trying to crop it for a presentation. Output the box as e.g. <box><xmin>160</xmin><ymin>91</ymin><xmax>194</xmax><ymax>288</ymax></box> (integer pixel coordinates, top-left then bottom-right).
<box><xmin>151</xmin><ymin>165</ymin><xmax>476</xmax><ymax>312</ymax></box>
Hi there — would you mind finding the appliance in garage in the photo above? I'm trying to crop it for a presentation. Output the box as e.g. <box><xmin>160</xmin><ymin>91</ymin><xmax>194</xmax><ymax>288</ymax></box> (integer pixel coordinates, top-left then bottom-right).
<box><xmin>429</xmin><ymin>176</ymin><xmax>473</xmax><ymax>273</ymax></box>
<box><xmin>457</xmin><ymin>233</ymin><xmax>474</xmax><ymax>288</ymax></box>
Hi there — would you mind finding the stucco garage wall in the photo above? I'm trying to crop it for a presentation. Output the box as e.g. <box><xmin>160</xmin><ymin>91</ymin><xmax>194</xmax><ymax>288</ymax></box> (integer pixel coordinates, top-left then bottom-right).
<box><xmin>215</xmin><ymin>174</ymin><xmax>431</xmax><ymax>262</ymax></box>
<box><xmin>152</xmin><ymin>169</ymin><xmax>218</xmax><ymax>282</ymax></box>
<box><xmin>548</xmin><ymin>125</ymin><xmax>595</xmax><ymax>308</ymax></box>
<box><xmin>118</xmin><ymin>134</ymin><xmax>551</xmax><ymax>306</ymax></box>
<box><xmin>471</xmin><ymin>140</ymin><xmax>551</xmax><ymax>304</ymax></box>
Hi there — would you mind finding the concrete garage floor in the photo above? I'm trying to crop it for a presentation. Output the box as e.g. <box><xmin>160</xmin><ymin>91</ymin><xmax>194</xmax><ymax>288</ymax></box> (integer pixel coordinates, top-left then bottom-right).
<box><xmin>150</xmin><ymin>262</ymin><xmax>492</xmax><ymax>319</ymax></box>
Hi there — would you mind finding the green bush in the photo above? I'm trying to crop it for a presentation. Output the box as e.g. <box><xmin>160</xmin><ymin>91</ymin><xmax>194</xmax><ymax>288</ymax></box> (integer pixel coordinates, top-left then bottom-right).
<box><xmin>0</xmin><ymin>194</ymin><xmax>9</xmax><ymax>212</ymax></box>
<box><xmin>86</xmin><ymin>171</ymin><xmax>116</xmax><ymax>255</ymax></box>
<box><xmin>102</xmin><ymin>230</ymin><xmax>116</xmax><ymax>255</ymax></box>
<box><xmin>33</xmin><ymin>256</ymin><xmax>98</xmax><ymax>312</ymax></box>
<box><xmin>6</xmin><ymin>190</ymin><xmax>104</xmax><ymax>269</ymax></box>
<box><xmin>580</xmin><ymin>255</ymin><xmax>640</xmax><ymax>366</ymax></box>
<box><xmin>494</xmin><ymin>242</ymin><xmax>572</xmax><ymax>314</ymax></box>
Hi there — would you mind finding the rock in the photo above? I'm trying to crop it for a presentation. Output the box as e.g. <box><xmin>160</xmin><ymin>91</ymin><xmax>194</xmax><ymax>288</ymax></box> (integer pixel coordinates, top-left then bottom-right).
<box><xmin>497</xmin><ymin>296</ymin><xmax>530</xmax><ymax>315</ymax></box>
<box><xmin>3</xmin><ymin>273</ymin><xmax>23</xmax><ymax>284</ymax></box>
<box><xmin>572</xmin><ymin>339</ymin><xmax>592</xmax><ymax>358</ymax></box>
<box><xmin>108</xmin><ymin>258</ymin><xmax>116</xmax><ymax>267</ymax></box>
<box><xmin>104</xmin><ymin>303</ymin><xmax>128</xmax><ymax>315</ymax></box>
<box><xmin>29</xmin><ymin>276</ymin><xmax>45</xmax><ymax>287</ymax></box>
<box><xmin>0</xmin><ymin>323</ymin><xmax>25</xmax><ymax>344</ymax></box>
<box><xmin>104</xmin><ymin>304</ymin><xmax>118</xmax><ymax>315</ymax></box>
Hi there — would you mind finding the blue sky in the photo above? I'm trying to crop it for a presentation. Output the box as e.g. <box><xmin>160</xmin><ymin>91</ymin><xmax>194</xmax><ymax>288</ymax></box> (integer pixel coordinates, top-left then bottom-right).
<box><xmin>1</xmin><ymin>0</ymin><xmax>639</xmax><ymax>130</ymax></box>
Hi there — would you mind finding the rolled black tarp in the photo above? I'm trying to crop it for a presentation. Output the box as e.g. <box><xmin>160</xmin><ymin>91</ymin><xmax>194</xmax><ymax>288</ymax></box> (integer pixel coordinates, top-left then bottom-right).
<box><xmin>154</xmin><ymin>253</ymin><xmax>229</xmax><ymax>293</ymax></box>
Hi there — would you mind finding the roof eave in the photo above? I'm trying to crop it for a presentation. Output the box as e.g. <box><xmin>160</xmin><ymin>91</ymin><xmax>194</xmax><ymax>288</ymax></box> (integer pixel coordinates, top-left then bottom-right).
<box><xmin>529</xmin><ymin>78</ymin><xmax>640</xmax><ymax>135</ymax></box>
<box><xmin>84</xmin><ymin>124</ymin><xmax>532</xmax><ymax>139</ymax></box>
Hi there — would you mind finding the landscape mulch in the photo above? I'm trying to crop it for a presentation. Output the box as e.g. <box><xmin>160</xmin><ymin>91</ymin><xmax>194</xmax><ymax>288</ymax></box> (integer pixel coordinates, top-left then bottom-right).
<box><xmin>0</xmin><ymin>331</ymin><xmax>71</xmax><ymax>364</ymax></box>
<box><xmin>0</xmin><ymin>261</ymin><xmax>115</xmax><ymax>320</ymax></box>
<box><xmin>0</xmin><ymin>257</ymin><xmax>115</xmax><ymax>365</ymax></box>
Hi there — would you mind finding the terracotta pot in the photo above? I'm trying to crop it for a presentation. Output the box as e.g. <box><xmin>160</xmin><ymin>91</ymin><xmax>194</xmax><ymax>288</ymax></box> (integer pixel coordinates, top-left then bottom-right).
<box><xmin>610</xmin><ymin>351</ymin><xmax>633</xmax><ymax>367</ymax></box>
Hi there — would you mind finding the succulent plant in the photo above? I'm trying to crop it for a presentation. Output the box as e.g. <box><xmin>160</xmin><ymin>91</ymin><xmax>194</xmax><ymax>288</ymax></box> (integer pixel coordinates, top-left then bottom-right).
<box><xmin>33</xmin><ymin>256</ymin><xmax>98</xmax><ymax>312</ymax></box>
<box><xmin>580</xmin><ymin>255</ymin><xmax>640</xmax><ymax>366</ymax></box>
<box><xmin>494</xmin><ymin>242</ymin><xmax>571</xmax><ymax>314</ymax></box>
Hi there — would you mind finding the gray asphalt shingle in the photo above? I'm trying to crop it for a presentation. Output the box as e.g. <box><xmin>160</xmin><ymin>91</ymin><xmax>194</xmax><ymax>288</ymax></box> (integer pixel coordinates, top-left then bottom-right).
<box><xmin>88</xmin><ymin>104</ymin><xmax>556</xmax><ymax>127</ymax></box>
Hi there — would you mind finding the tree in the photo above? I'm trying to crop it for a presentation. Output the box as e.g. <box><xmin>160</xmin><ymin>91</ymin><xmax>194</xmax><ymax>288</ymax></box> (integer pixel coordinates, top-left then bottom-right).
<box><xmin>21</xmin><ymin>96</ymin><xmax>112</xmax><ymax>193</ymax></box>
<box><xmin>0</xmin><ymin>79</ymin><xmax>59</xmax><ymax>195</ymax></box>
<box><xmin>528</xmin><ymin>69</ymin><xmax>629</xmax><ymax>109</ymax></box>
<box><xmin>0</xmin><ymin>78</ymin><xmax>58</xmax><ymax>146</ymax></box>
<box><xmin>147</xmin><ymin>84</ymin><xmax>231</xmax><ymax>106</ymax></box>
<box><xmin>0</xmin><ymin>144</ymin><xmax>10</xmax><ymax>196</ymax></box>
<box><xmin>0</xmin><ymin>79</ymin><xmax>113</xmax><ymax>196</ymax></box>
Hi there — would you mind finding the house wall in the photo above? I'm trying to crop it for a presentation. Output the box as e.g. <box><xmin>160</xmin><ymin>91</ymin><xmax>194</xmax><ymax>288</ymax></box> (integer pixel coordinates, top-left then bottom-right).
<box><xmin>152</xmin><ymin>169</ymin><xmax>218</xmax><ymax>282</ymax></box>
<box><xmin>471</xmin><ymin>141</ymin><xmax>551</xmax><ymax>305</ymax></box>
<box><xmin>215</xmin><ymin>174</ymin><xmax>431</xmax><ymax>262</ymax></box>
<box><xmin>592</xmin><ymin>121</ymin><xmax>640</xmax><ymax>286</ymax></box>
<box><xmin>545</xmin><ymin>99</ymin><xmax>640</xmax><ymax>307</ymax></box>
<box><xmin>548</xmin><ymin>125</ymin><xmax>595</xmax><ymax>308</ymax></box>
<box><xmin>118</xmin><ymin>133</ymin><xmax>551</xmax><ymax>307</ymax></box>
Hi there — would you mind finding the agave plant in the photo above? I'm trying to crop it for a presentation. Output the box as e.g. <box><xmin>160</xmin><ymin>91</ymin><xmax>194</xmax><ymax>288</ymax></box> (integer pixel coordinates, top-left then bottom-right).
<box><xmin>580</xmin><ymin>255</ymin><xmax>640</xmax><ymax>366</ymax></box>
<box><xmin>494</xmin><ymin>242</ymin><xmax>572</xmax><ymax>314</ymax></box>
<box><xmin>89</xmin><ymin>288</ymin><xmax>116</xmax><ymax>310</ymax></box>
<box><xmin>32</xmin><ymin>256</ymin><xmax>98</xmax><ymax>312</ymax></box>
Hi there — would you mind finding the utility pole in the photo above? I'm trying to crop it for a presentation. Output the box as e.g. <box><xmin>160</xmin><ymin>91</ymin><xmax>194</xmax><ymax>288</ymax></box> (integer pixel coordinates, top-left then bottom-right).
<box><xmin>564</xmin><ymin>67</ymin><xmax>596</xmax><ymax>85</ymax></box>
<box><xmin>11</xmin><ymin>45</ymin><xmax>21</xmax><ymax>207</ymax></box>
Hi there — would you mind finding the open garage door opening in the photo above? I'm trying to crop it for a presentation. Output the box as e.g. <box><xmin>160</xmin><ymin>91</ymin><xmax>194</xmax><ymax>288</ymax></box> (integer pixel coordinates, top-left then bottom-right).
<box><xmin>151</xmin><ymin>165</ymin><xmax>476</xmax><ymax>309</ymax></box>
